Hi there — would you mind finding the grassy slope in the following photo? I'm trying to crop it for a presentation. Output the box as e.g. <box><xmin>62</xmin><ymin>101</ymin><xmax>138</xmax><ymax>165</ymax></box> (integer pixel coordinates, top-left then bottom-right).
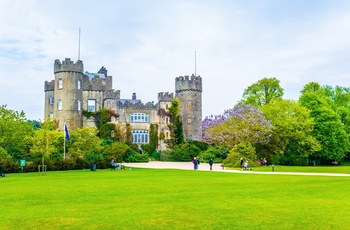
<box><xmin>1</xmin><ymin>168</ymin><xmax>349</xmax><ymax>230</ymax></box>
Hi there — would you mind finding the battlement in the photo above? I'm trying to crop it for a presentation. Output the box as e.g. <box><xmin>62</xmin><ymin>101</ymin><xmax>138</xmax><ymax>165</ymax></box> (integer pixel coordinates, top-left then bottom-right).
<box><xmin>82</xmin><ymin>74</ymin><xmax>113</xmax><ymax>91</ymax></box>
<box><xmin>158</xmin><ymin>92</ymin><xmax>174</xmax><ymax>102</ymax></box>
<box><xmin>104</xmin><ymin>89</ymin><xmax>120</xmax><ymax>99</ymax></box>
<box><xmin>118</xmin><ymin>100</ymin><xmax>157</xmax><ymax>110</ymax></box>
<box><xmin>54</xmin><ymin>58</ymin><xmax>84</xmax><ymax>74</ymax></box>
<box><xmin>175</xmin><ymin>74</ymin><xmax>202</xmax><ymax>93</ymax></box>
<box><xmin>44</xmin><ymin>80</ymin><xmax>55</xmax><ymax>91</ymax></box>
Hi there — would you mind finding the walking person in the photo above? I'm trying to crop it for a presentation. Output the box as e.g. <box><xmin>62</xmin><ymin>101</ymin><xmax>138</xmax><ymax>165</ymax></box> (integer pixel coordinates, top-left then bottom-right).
<box><xmin>209</xmin><ymin>158</ymin><xmax>213</xmax><ymax>170</ymax></box>
<box><xmin>192</xmin><ymin>157</ymin><xmax>199</xmax><ymax>170</ymax></box>
<box><xmin>240</xmin><ymin>158</ymin><xmax>244</xmax><ymax>169</ymax></box>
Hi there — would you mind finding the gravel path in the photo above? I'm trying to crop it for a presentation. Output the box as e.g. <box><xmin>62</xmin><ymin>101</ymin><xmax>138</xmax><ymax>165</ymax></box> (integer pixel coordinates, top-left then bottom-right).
<box><xmin>123</xmin><ymin>161</ymin><xmax>350</xmax><ymax>177</ymax></box>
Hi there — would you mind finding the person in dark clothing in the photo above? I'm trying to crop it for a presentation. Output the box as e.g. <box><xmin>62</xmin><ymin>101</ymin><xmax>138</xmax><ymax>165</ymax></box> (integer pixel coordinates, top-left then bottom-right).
<box><xmin>0</xmin><ymin>164</ymin><xmax>5</xmax><ymax>177</ymax></box>
<box><xmin>240</xmin><ymin>158</ymin><xmax>244</xmax><ymax>169</ymax></box>
<box><xmin>192</xmin><ymin>157</ymin><xmax>199</xmax><ymax>170</ymax></box>
<box><xmin>209</xmin><ymin>158</ymin><xmax>213</xmax><ymax>170</ymax></box>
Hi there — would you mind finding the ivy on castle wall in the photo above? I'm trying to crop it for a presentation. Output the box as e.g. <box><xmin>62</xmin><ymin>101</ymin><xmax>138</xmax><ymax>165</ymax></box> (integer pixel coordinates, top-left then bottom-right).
<box><xmin>82</xmin><ymin>108</ymin><xmax>119</xmax><ymax>129</ymax></box>
<box><xmin>141</xmin><ymin>124</ymin><xmax>158</xmax><ymax>154</ymax></box>
<box><xmin>168</xmin><ymin>98</ymin><xmax>184</xmax><ymax>147</ymax></box>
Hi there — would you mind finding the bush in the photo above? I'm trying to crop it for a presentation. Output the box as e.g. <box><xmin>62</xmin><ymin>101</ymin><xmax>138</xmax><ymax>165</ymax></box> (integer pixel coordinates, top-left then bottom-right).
<box><xmin>0</xmin><ymin>159</ymin><xmax>21</xmax><ymax>173</ymax></box>
<box><xmin>53</xmin><ymin>159</ymin><xmax>76</xmax><ymax>170</ymax></box>
<box><xmin>124</xmin><ymin>152</ymin><xmax>149</xmax><ymax>162</ymax></box>
<box><xmin>203</xmin><ymin>146</ymin><xmax>230</xmax><ymax>161</ymax></box>
<box><xmin>223</xmin><ymin>142</ymin><xmax>259</xmax><ymax>168</ymax></box>
<box><xmin>74</xmin><ymin>157</ymin><xmax>90</xmax><ymax>169</ymax></box>
<box><xmin>159</xmin><ymin>150</ymin><xmax>173</xmax><ymax>161</ymax></box>
<box><xmin>171</xmin><ymin>143</ymin><xmax>201</xmax><ymax>162</ymax></box>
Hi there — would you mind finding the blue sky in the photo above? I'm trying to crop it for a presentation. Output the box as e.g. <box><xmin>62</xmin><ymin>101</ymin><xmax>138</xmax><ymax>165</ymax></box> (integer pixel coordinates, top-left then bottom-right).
<box><xmin>0</xmin><ymin>0</ymin><xmax>350</xmax><ymax>121</ymax></box>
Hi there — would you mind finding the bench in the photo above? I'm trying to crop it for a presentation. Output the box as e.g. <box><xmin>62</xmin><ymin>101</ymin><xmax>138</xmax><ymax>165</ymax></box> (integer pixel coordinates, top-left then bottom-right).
<box><xmin>111</xmin><ymin>163</ymin><xmax>125</xmax><ymax>170</ymax></box>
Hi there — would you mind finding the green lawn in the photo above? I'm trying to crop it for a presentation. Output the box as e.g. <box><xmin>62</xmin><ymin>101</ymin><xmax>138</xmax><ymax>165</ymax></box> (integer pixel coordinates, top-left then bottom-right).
<box><xmin>243</xmin><ymin>165</ymin><xmax>350</xmax><ymax>174</ymax></box>
<box><xmin>1</xmin><ymin>168</ymin><xmax>349</xmax><ymax>230</ymax></box>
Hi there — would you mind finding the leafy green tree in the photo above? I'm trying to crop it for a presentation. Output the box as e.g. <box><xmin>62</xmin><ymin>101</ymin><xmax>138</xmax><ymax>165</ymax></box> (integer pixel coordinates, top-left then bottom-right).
<box><xmin>260</xmin><ymin>99</ymin><xmax>321</xmax><ymax>165</ymax></box>
<box><xmin>300</xmin><ymin>83</ymin><xmax>349</xmax><ymax>163</ymax></box>
<box><xmin>0</xmin><ymin>105</ymin><xmax>34</xmax><ymax>160</ymax></box>
<box><xmin>168</xmin><ymin>98</ymin><xmax>184</xmax><ymax>146</ymax></box>
<box><xmin>240</xmin><ymin>77</ymin><xmax>284</xmax><ymax>106</ymax></box>
<box><xmin>102</xmin><ymin>142</ymin><xmax>129</xmax><ymax>162</ymax></box>
<box><xmin>30</xmin><ymin>120</ymin><xmax>63</xmax><ymax>168</ymax></box>
<box><xmin>68</xmin><ymin>127</ymin><xmax>102</xmax><ymax>159</ymax></box>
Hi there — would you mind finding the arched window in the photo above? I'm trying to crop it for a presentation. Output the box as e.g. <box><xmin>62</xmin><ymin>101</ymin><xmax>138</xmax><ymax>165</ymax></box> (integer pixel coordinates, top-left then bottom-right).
<box><xmin>58</xmin><ymin>78</ymin><xmax>63</xmax><ymax>89</ymax></box>
<box><xmin>49</xmin><ymin>112</ymin><xmax>54</xmax><ymax>120</ymax></box>
<box><xmin>57</xmin><ymin>99</ymin><xmax>62</xmax><ymax>110</ymax></box>
<box><xmin>77</xmin><ymin>100</ymin><xmax>81</xmax><ymax>111</ymax></box>
<box><xmin>77</xmin><ymin>79</ymin><xmax>82</xmax><ymax>89</ymax></box>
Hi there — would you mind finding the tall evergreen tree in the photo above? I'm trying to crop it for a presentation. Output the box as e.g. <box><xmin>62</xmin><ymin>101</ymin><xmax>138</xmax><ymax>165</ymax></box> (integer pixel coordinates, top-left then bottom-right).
<box><xmin>168</xmin><ymin>98</ymin><xmax>184</xmax><ymax>146</ymax></box>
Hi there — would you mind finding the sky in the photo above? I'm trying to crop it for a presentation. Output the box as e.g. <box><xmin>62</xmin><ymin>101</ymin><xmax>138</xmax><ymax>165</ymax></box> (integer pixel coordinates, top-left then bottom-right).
<box><xmin>1</xmin><ymin>0</ymin><xmax>350</xmax><ymax>121</ymax></box>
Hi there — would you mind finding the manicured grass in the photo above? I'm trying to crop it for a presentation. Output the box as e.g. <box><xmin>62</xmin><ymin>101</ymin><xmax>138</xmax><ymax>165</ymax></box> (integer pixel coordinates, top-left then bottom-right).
<box><xmin>1</xmin><ymin>168</ymin><xmax>349</xmax><ymax>229</ymax></box>
<box><xmin>245</xmin><ymin>165</ymin><xmax>350</xmax><ymax>174</ymax></box>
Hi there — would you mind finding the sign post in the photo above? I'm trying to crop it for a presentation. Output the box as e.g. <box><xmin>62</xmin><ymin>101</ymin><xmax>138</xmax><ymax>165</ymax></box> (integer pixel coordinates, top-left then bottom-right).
<box><xmin>20</xmin><ymin>160</ymin><xmax>26</xmax><ymax>173</ymax></box>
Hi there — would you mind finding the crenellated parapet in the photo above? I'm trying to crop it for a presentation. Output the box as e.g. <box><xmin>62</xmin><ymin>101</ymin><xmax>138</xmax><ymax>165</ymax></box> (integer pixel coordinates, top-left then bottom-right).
<box><xmin>118</xmin><ymin>101</ymin><xmax>157</xmax><ymax>110</ymax></box>
<box><xmin>54</xmin><ymin>58</ymin><xmax>84</xmax><ymax>74</ymax></box>
<box><xmin>158</xmin><ymin>92</ymin><xmax>174</xmax><ymax>102</ymax></box>
<box><xmin>104</xmin><ymin>89</ymin><xmax>120</xmax><ymax>99</ymax></box>
<box><xmin>44</xmin><ymin>80</ymin><xmax>55</xmax><ymax>91</ymax></box>
<box><xmin>82</xmin><ymin>74</ymin><xmax>113</xmax><ymax>91</ymax></box>
<box><xmin>175</xmin><ymin>74</ymin><xmax>202</xmax><ymax>93</ymax></box>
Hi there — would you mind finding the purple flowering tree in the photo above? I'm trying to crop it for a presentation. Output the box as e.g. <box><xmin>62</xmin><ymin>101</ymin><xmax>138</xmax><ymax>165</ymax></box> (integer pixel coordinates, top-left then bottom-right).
<box><xmin>201</xmin><ymin>104</ymin><xmax>273</xmax><ymax>147</ymax></box>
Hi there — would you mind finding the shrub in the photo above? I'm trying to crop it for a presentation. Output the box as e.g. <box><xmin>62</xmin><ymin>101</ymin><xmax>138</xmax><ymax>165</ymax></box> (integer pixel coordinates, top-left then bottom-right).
<box><xmin>223</xmin><ymin>142</ymin><xmax>259</xmax><ymax>168</ymax></box>
<box><xmin>74</xmin><ymin>157</ymin><xmax>90</xmax><ymax>169</ymax></box>
<box><xmin>53</xmin><ymin>159</ymin><xmax>76</xmax><ymax>170</ymax></box>
<box><xmin>124</xmin><ymin>152</ymin><xmax>149</xmax><ymax>162</ymax></box>
<box><xmin>159</xmin><ymin>150</ymin><xmax>173</xmax><ymax>161</ymax></box>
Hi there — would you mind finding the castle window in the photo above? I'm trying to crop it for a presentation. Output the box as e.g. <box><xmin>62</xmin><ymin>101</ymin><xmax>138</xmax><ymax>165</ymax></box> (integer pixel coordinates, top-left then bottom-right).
<box><xmin>188</xmin><ymin>118</ymin><xmax>192</xmax><ymax>123</ymax></box>
<box><xmin>49</xmin><ymin>112</ymin><xmax>54</xmax><ymax>120</ymax></box>
<box><xmin>77</xmin><ymin>100</ymin><xmax>81</xmax><ymax>111</ymax></box>
<box><xmin>130</xmin><ymin>113</ymin><xmax>149</xmax><ymax>123</ymax></box>
<box><xmin>77</xmin><ymin>80</ymin><xmax>82</xmax><ymax>89</ymax></box>
<box><xmin>166</xmin><ymin>132</ymin><xmax>169</xmax><ymax>138</ymax></box>
<box><xmin>187</xmin><ymin>100</ymin><xmax>192</xmax><ymax>107</ymax></box>
<box><xmin>166</xmin><ymin>104</ymin><xmax>168</xmax><ymax>110</ymax></box>
<box><xmin>88</xmin><ymin>99</ymin><xmax>96</xmax><ymax>112</ymax></box>
<box><xmin>166</xmin><ymin>117</ymin><xmax>169</xmax><ymax>124</ymax></box>
<box><xmin>131</xmin><ymin>130</ymin><xmax>149</xmax><ymax>144</ymax></box>
<box><xmin>57</xmin><ymin>99</ymin><xmax>62</xmax><ymax>110</ymax></box>
<box><xmin>58</xmin><ymin>78</ymin><xmax>63</xmax><ymax>89</ymax></box>
<box><xmin>49</xmin><ymin>96</ymin><xmax>54</xmax><ymax>105</ymax></box>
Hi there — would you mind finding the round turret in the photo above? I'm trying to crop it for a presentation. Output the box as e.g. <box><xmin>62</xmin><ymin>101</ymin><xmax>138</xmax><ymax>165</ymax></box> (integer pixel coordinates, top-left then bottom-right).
<box><xmin>175</xmin><ymin>74</ymin><xmax>202</xmax><ymax>140</ymax></box>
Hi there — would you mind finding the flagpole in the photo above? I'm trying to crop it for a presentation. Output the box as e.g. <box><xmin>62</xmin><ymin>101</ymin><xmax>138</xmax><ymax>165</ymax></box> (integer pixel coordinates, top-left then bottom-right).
<box><xmin>64</xmin><ymin>122</ymin><xmax>66</xmax><ymax>159</ymax></box>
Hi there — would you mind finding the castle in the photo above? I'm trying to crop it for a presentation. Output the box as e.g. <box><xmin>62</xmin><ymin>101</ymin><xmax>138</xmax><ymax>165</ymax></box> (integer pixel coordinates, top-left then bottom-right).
<box><xmin>44</xmin><ymin>58</ymin><xmax>202</xmax><ymax>150</ymax></box>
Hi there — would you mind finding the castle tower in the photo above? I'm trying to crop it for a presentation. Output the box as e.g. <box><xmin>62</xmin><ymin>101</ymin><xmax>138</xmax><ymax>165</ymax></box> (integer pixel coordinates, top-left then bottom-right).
<box><xmin>175</xmin><ymin>74</ymin><xmax>202</xmax><ymax>141</ymax></box>
<box><xmin>53</xmin><ymin>58</ymin><xmax>84</xmax><ymax>130</ymax></box>
<box><xmin>157</xmin><ymin>92</ymin><xmax>174</xmax><ymax>150</ymax></box>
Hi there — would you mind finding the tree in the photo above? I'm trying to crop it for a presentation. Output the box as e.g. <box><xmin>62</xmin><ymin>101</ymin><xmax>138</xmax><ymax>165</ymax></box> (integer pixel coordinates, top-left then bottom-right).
<box><xmin>299</xmin><ymin>84</ymin><xmax>349</xmax><ymax>163</ymax></box>
<box><xmin>101</xmin><ymin>142</ymin><xmax>129</xmax><ymax>162</ymax></box>
<box><xmin>68</xmin><ymin>127</ymin><xmax>102</xmax><ymax>160</ymax></box>
<box><xmin>168</xmin><ymin>98</ymin><xmax>184</xmax><ymax>146</ymax></box>
<box><xmin>260</xmin><ymin>99</ymin><xmax>321</xmax><ymax>165</ymax></box>
<box><xmin>201</xmin><ymin>104</ymin><xmax>273</xmax><ymax>148</ymax></box>
<box><xmin>0</xmin><ymin>105</ymin><xmax>34</xmax><ymax>160</ymax></box>
<box><xmin>240</xmin><ymin>77</ymin><xmax>284</xmax><ymax>107</ymax></box>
